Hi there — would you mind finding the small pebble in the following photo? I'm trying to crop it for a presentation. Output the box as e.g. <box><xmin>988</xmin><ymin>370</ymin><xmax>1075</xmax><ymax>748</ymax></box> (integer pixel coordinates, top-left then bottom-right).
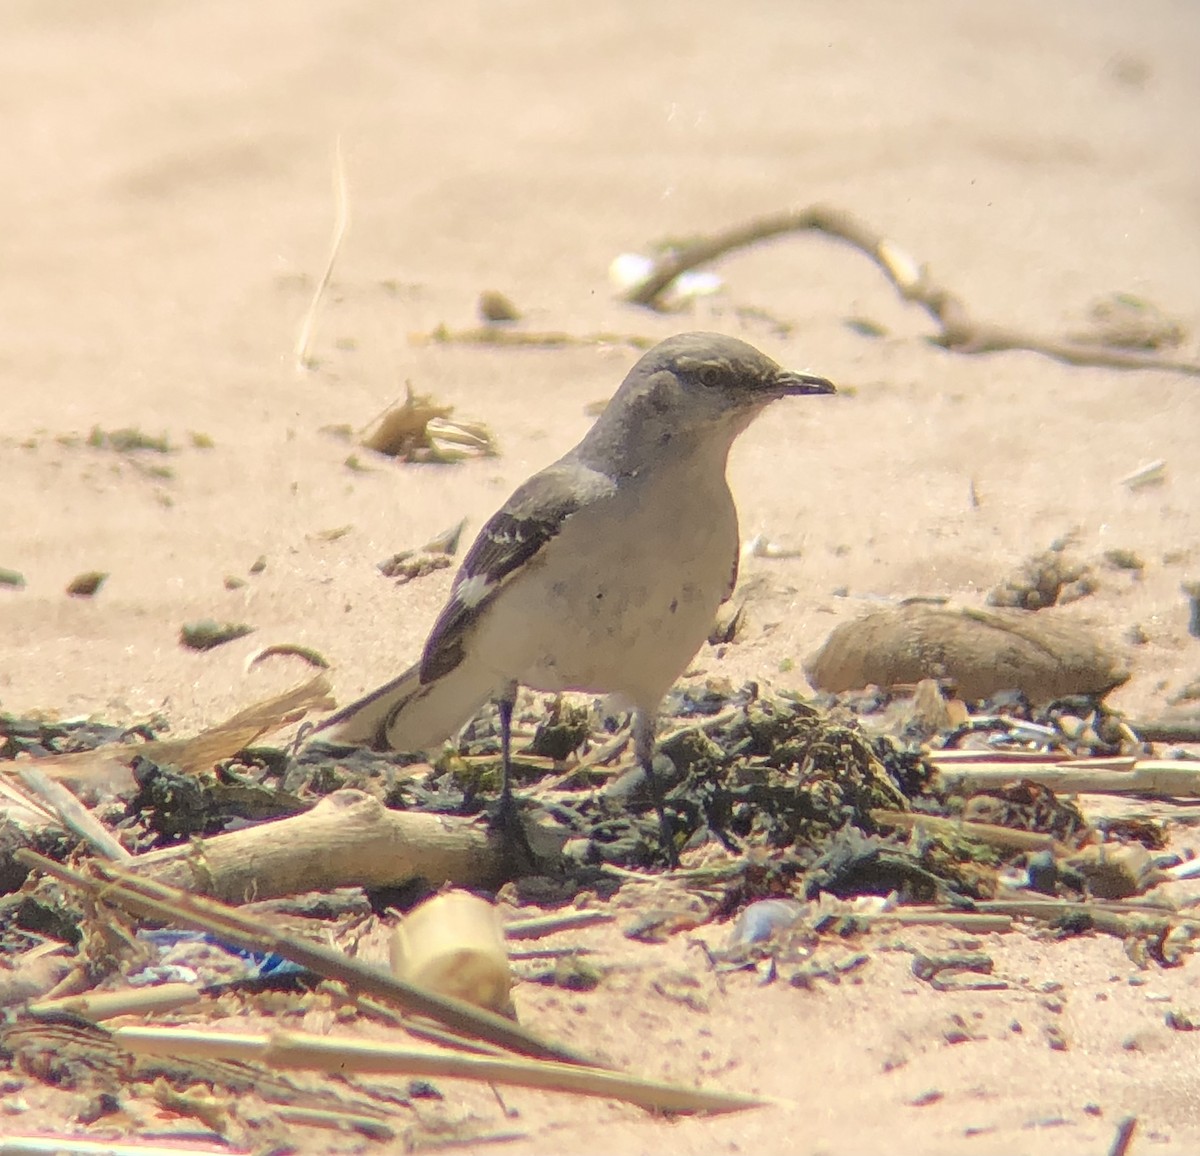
<box><xmin>66</xmin><ymin>570</ymin><xmax>108</xmax><ymax>597</ymax></box>
<box><xmin>1165</xmin><ymin>1009</ymin><xmax>1198</xmax><ymax>1032</ymax></box>
<box><xmin>907</xmin><ymin>1089</ymin><xmax>944</xmax><ymax>1108</ymax></box>
<box><xmin>179</xmin><ymin>619</ymin><xmax>255</xmax><ymax>650</ymax></box>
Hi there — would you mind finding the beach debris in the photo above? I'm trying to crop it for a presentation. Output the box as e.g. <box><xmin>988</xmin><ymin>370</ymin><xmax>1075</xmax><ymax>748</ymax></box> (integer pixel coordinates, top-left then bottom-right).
<box><xmin>478</xmin><ymin>289</ymin><xmax>522</xmax><ymax>323</ymax></box>
<box><xmin>1183</xmin><ymin>581</ymin><xmax>1200</xmax><ymax>638</ymax></box>
<box><xmin>1120</xmin><ymin>459</ymin><xmax>1167</xmax><ymax>490</ymax></box>
<box><xmin>1102</xmin><ymin>548</ymin><xmax>1144</xmax><ymax>573</ymax></box>
<box><xmin>911</xmin><ymin>951</ymin><xmax>1001</xmax><ymax>993</ymax></box>
<box><xmin>378</xmin><ymin>518</ymin><xmax>467</xmax><ymax>584</ymax></box>
<box><xmin>1067</xmin><ymin>842</ymin><xmax>1159</xmax><ymax>900</ymax></box>
<box><xmin>525</xmin><ymin>697</ymin><xmax>590</xmax><ymax>760</ymax></box>
<box><xmin>390</xmin><ymin>890</ymin><xmax>514</xmax><ymax>1016</ymax></box>
<box><xmin>416</xmin><ymin>324</ymin><xmax>653</xmax><ymax>351</ymax></box>
<box><xmin>708</xmin><ymin>602</ymin><xmax>747</xmax><ymax>646</ymax></box>
<box><xmin>1071</xmin><ymin>292</ymin><xmax>1186</xmax><ymax>352</ymax></box>
<box><xmin>0</xmin><ymin>567</ymin><xmax>26</xmax><ymax>589</ymax></box>
<box><xmin>87</xmin><ymin>426</ymin><xmax>172</xmax><ymax>454</ymax></box>
<box><xmin>66</xmin><ymin>570</ymin><xmax>108</xmax><ymax>598</ymax></box>
<box><xmin>742</xmin><ymin>533</ymin><xmax>803</xmax><ymax>560</ymax></box>
<box><xmin>726</xmin><ymin>898</ymin><xmax>805</xmax><ymax>949</ymax></box>
<box><xmin>987</xmin><ymin>543</ymin><xmax>1096</xmax><ymax>610</ymax></box>
<box><xmin>247</xmin><ymin>643</ymin><xmax>330</xmax><ymax>669</ymax></box>
<box><xmin>311</xmin><ymin>524</ymin><xmax>351</xmax><ymax>542</ymax></box>
<box><xmin>1165</xmin><ymin>1009</ymin><xmax>1198</xmax><ymax>1032</ymax></box>
<box><xmin>361</xmin><ymin>385</ymin><xmax>498</xmax><ymax>464</ymax></box>
<box><xmin>609</xmin><ymin>251</ymin><xmax>723</xmax><ymax>309</ymax></box>
<box><xmin>179</xmin><ymin>619</ymin><xmax>255</xmax><ymax>651</ymax></box>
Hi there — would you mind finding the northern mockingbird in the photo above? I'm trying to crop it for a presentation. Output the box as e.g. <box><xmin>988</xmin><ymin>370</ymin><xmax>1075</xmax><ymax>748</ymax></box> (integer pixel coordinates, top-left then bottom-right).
<box><xmin>316</xmin><ymin>331</ymin><xmax>835</xmax><ymax>860</ymax></box>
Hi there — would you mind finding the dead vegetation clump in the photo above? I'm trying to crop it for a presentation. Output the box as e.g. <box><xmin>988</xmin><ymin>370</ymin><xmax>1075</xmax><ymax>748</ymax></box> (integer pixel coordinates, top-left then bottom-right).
<box><xmin>361</xmin><ymin>385</ymin><xmax>498</xmax><ymax>464</ymax></box>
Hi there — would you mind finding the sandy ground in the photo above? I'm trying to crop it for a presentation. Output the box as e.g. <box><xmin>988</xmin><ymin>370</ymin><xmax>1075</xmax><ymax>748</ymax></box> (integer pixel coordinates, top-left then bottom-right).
<box><xmin>2</xmin><ymin>1</ymin><xmax>1200</xmax><ymax>1152</ymax></box>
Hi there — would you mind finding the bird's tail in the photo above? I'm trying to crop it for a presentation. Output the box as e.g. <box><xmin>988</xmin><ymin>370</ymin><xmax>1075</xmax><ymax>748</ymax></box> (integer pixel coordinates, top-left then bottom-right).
<box><xmin>312</xmin><ymin>659</ymin><xmax>498</xmax><ymax>753</ymax></box>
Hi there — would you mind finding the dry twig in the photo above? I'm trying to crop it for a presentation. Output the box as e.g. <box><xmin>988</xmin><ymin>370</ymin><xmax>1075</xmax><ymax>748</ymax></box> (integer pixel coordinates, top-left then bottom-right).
<box><xmin>871</xmin><ymin>808</ymin><xmax>1076</xmax><ymax>857</ymax></box>
<box><xmin>113</xmin><ymin>1025</ymin><xmax>766</xmax><ymax>1115</ymax></box>
<box><xmin>415</xmin><ymin>325</ymin><xmax>653</xmax><ymax>350</ymax></box>
<box><xmin>934</xmin><ymin>758</ymin><xmax>1200</xmax><ymax>797</ymax></box>
<box><xmin>15</xmin><ymin>766</ymin><xmax>130</xmax><ymax>861</ymax></box>
<box><xmin>623</xmin><ymin>205</ymin><xmax>1200</xmax><ymax>377</ymax></box>
<box><xmin>295</xmin><ymin>138</ymin><xmax>349</xmax><ymax>370</ymax></box>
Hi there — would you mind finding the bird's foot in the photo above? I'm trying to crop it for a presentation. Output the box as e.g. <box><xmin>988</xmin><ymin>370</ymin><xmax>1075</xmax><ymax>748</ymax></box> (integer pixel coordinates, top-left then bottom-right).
<box><xmin>655</xmin><ymin>803</ymin><xmax>680</xmax><ymax>869</ymax></box>
<box><xmin>495</xmin><ymin>786</ymin><xmax>539</xmax><ymax>876</ymax></box>
<box><xmin>646</xmin><ymin>753</ymin><xmax>682</xmax><ymax>869</ymax></box>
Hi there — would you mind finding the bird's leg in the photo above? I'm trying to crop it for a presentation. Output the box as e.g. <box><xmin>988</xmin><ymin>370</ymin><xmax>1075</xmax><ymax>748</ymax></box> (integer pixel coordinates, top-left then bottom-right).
<box><xmin>496</xmin><ymin>682</ymin><xmax>536</xmax><ymax>870</ymax></box>
<box><xmin>497</xmin><ymin>683</ymin><xmax>518</xmax><ymax>823</ymax></box>
<box><xmin>634</xmin><ymin>710</ymin><xmax>678</xmax><ymax>867</ymax></box>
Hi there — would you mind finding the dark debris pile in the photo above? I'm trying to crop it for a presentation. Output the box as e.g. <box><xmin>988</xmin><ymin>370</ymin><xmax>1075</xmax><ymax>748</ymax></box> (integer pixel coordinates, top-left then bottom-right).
<box><xmin>0</xmin><ymin>682</ymin><xmax>1183</xmax><ymax>913</ymax></box>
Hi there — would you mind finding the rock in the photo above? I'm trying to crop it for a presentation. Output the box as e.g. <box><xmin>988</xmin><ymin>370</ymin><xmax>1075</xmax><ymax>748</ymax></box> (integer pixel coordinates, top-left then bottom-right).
<box><xmin>804</xmin><ymin>602</ymin><xmax>1127</xmax><ymax>703</ymax></box>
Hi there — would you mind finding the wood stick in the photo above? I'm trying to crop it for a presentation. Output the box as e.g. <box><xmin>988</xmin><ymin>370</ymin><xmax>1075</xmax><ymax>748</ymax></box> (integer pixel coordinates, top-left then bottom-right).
<box><xmin>28</xmin><ymin>982</ymin><xmax>204</xmax><ymax>1022</ymax></box>
<box><xmin>973</xmin><ymin>898</ymin><xmax>1199</xmax><ymax>940</ymax></box>
<box><xmin>505</xmin><ymin>910</ymin><xmax>613</xmax><ymax>939</ymax></box>
<box><xmin>861</xmin><ymin>910</ymin><xmax>1013</xmax><ymax>933</ymax></box>
<box><xmin>16</xmin><ymin>766</ymin><xmax>130</xmax><ymax>861</ymax></box>
<box><xmin>0</xmin><ymin>1138</ymin><xmax>236</xmax><ymax>1156</ymax></box>
<box><xmin>112</xmin><ymin>1026</ymin><xmax>769</xmax><ymax>1115</ymax></box>
<box><xmin>871</xmin><ymin>809</ymin><xmax>1077</xmax><ymax>857</ymax></box>
<box><xmin>928</xmin><ymin>751</ymin><xmax>1135</xmax><ymax>770</ymax></box>
<box><xmin>935</xmin><ymin>760</ymin><xmax>1200</xmax><ymax>796</ymax></box>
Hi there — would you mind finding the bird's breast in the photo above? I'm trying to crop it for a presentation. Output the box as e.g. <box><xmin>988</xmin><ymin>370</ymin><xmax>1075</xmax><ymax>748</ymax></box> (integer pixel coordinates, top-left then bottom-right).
<box><xmin>466</xmin><ymin>462</ymin><xmax>739</xmax><ymax>704</ymax></box>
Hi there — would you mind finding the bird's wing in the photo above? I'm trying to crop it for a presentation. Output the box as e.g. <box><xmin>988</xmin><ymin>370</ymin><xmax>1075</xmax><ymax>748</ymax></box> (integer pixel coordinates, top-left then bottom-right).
<box><xmin>420</xmin><ymin>462</ymin><xmax>615</xmax><ymax>682</ymax></box>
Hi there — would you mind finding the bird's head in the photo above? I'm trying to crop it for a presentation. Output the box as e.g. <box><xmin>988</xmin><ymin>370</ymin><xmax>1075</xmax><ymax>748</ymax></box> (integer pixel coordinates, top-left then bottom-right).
<box><xmin>584</xmin><ymin>332</ymin><xmax>835</xmax><ymax>468</ymax></box>
<box><xmin>654</xmin><ymin>330</ymin><xmax>835</xmax><ymax>405</ymax></box>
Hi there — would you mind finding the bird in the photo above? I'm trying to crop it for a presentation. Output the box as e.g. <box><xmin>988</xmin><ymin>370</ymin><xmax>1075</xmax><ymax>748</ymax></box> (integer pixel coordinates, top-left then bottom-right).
<box><xmin>314</xmin><ymin>331</ymin><xmax>835</xmax><ymax>861</ymax></box>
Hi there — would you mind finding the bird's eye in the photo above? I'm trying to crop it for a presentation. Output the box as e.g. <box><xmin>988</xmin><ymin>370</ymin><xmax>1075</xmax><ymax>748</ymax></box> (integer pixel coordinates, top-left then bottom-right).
<box><xmin>698</xmin><ymin>365</ymin><xmax>724</xmax><ymax>388</ymax></box>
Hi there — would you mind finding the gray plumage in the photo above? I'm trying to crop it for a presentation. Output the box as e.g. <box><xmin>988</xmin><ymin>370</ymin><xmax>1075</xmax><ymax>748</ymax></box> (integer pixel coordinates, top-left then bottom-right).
<box><xmin>316</xmin><ymin>332</ymin><xmax>834</xmax><ymax>849</ymax></box>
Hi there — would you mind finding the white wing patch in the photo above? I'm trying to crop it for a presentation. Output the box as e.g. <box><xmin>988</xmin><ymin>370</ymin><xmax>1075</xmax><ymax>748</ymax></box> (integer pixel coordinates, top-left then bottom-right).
<box><xmin>454</xmin><ymin>572</ymin><xmax>495</xmax><ymax>609</ymax></box>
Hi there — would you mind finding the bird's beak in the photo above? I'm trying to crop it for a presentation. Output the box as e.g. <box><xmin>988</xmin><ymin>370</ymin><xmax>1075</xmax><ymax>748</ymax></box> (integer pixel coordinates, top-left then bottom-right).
<box><xmin>774</xmin><ymin>369</ymin><xmax>837</xmax><ymax>397</ymax></box>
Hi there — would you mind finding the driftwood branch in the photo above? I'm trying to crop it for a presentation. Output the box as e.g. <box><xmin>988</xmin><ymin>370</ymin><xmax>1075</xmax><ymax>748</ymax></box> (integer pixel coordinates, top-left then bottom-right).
<box><xmin>624</xmin><ymin>205</ymin><xmax>1200</xmax><ymax>377</ymax></box>
<box><xmin>131</xmin><ymin>789</ymin><xmax>509</xmax><ymax>902</ymax></box>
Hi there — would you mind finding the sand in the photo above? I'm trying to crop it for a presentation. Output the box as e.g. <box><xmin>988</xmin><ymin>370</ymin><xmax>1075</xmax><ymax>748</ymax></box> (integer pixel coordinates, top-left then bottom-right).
<box><xmin>2</xmin><ymin>2</ymin><xmax>1199</xmax><ymax>1151</ymax></box>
